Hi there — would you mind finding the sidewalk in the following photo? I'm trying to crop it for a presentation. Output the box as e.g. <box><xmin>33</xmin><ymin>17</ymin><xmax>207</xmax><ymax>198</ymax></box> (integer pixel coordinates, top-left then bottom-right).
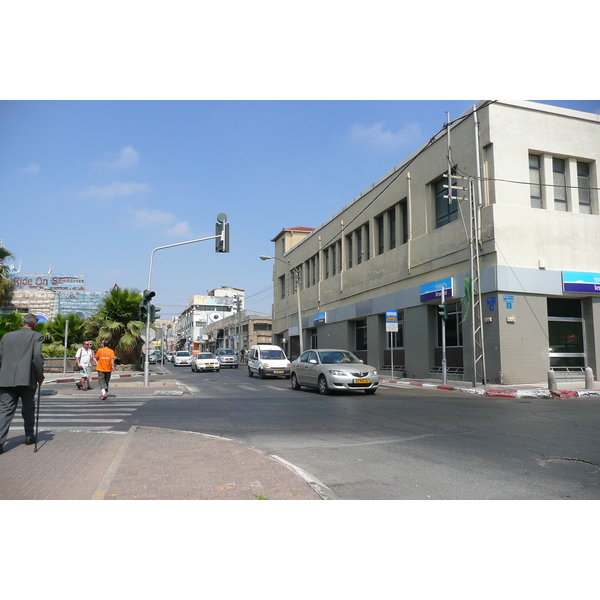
<box><xmin>1</xmin><ymin>372</ymin><xmax>334</xmax><ymax>500</ymax></box>
<box><xmin>379</xmin><ymin>372</ymin><xmax>600</xmax><ymax>399</ymax></box>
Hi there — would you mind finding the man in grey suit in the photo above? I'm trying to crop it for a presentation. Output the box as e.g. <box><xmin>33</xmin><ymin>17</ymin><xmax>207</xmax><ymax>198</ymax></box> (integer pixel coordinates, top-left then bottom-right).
<box><xmin>0</xmin><ymin>313</ymin><xmax>45</xmax><ymax>454</ymax></box>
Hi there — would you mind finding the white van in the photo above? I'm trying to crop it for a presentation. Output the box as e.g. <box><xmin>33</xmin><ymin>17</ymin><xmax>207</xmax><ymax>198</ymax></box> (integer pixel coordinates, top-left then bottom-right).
<box><xmin>247</xmin><ymin>344</ymin><xmax>291</xmax><ymax>379</ymax></box>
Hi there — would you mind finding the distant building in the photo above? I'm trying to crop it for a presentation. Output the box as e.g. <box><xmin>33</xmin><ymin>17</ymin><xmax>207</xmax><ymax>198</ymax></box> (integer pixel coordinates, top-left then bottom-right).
<box><xmin>202</xmin><ymin>311</ymin><xmax>272</xmax><ymax>354</ymax></box>
<box><xmin>4</xmin><ymin>271</ymin><xmax>107</xmax><ymax>321</ymax></box>
<box><xmin>175</xmin><ymin>286</ymin><xmax>245</xmax><ymax>352</ymax></box>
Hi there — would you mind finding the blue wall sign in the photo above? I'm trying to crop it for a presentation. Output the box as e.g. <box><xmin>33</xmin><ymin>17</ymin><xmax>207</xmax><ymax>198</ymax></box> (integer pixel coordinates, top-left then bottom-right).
<box><xmin>420</xmin><ymin>278</ymin><xmax>453</xmax><ymax>303</ymax></box>
<box><xmin>562</xmin><ymin>271</ymin><xmax>600</xmax><ymax>294</ymax></box>
<box><xmin>314</xmin><ymin>311</ymin><xmax>327</xmax><ymax>325</ymax></box>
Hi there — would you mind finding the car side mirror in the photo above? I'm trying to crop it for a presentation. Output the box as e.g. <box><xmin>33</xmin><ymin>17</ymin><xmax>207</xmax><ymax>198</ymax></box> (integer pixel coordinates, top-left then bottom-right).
<box><xmin>309</xmin><ymin>359</ymin><xmax>318</xmax><ymax>364</ymax></box>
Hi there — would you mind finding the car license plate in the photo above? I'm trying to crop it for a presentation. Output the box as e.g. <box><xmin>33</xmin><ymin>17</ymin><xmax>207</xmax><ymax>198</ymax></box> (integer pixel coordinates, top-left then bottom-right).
<box><xmin>354</xmin><ymin>379</ymin><xmax>370</xmax><ymax>384</ymax></box>
<box><xmin>274</xmin><ymin>370</ymin><xmax>284</xmax><ymax>374</ymax></box>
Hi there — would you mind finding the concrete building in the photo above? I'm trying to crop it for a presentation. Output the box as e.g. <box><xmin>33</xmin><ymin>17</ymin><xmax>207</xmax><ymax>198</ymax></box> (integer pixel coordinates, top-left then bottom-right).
<box><xmin>202</xmin><ymin>311</ymin><xmax>272</xmax><ymax>355</ymax></box>
<box><xmin>266</xmin><ymin>101</ymin><xmax>600</xmax><ymax>385</ymax></box>
<box><xmin>175</xmin><ymin>286</ymin><xmax>244</xmax><ymax>352</ymax></box>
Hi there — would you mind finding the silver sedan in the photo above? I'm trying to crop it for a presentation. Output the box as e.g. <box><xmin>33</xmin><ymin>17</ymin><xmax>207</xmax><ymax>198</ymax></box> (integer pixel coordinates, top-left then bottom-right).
<box><xmin>291</xmin><ymin>349</ymin><xmax>379</xmax><ymax>395</ymax></box>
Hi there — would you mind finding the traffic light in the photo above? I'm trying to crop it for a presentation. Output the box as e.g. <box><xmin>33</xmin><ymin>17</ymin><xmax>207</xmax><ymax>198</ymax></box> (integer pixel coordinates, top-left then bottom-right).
<box><xmin>215</xmin><ymin>217</ymin><xmax>230</xmax><ymax>253</ymax></box>
<box><xmin>140</xmin><ymin>301</ymin><xmax>149</xmax><ymax>323</ymax></box>
<box><xmin>150</xmin><ymin>304</ymin><xmax>161</xmax><ymax>323</ymax></box>
<box><xmin>438</xmin><ymin>303</ymin><xmax>448</xmax><ymax>320</ymax></box>
<box><xmin>140</xmin><ymin>289</ymin><xmax>155</xmax><ymax>323</ymax></box>
<box><xmin>143</xmin><ymin>289</ymin><xmax>156</xmax><ymax>303</ymax></box>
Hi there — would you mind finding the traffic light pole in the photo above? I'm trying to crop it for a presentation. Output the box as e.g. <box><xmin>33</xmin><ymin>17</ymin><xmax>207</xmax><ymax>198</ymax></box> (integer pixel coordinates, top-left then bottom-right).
<box><xmin>143</xmin><ymin>228</ymin><xmax>226</xmax><ymax>386</ymax></box>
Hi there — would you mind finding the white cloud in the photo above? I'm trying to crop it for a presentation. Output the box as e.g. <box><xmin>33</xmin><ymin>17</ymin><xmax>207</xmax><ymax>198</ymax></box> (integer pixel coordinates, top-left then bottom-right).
<box><xmin>349</xmin><ymin>121</ymin><xmax>422</xmax><ymax>150</ymax></box>
<box><xmin>131</xmin><ymin>208</ymin><xmax>176</xmax><ymax>227</ymax></box>
<box><xmin>20</xmin><ymin>163</ymin><xmax>40</xmax><ymax>174</ymax></box>
<box><xmin>166</xmin><ymin>221</ymin><xmax>192</xmax><ymax>237</ymax></box>
<box><xmin>77</xmin><ymin>181</ymin><xmax>152</xmax><ymax>200</ymax></box>
<box><xmin>94</xmin><ymin>145</ymin><xmax>140</xmax><ymax>169</ymax></box>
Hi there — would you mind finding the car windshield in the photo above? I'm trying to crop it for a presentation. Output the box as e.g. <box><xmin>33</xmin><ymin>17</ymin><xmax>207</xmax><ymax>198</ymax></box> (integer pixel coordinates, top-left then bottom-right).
<box><xmin>218</xmin><ymin>349</ymin><xmax>235</xmax><ymax>355</ymax></box>
<box><xmin>176</xmin><ymin>352</ymin><xmax>190</xmax><ymax>357</ymax></box>
<box><xmin>317</xmin><ymin>351</ymin><xmax>360</xmax><ymax>364</ymax></box>
<box><xmin>261</xmin><ymin>350</ymin><xmax>285</xmax><ymax>360</ymax></box>
<box><xmin>198</xmin><ymin>353</ymin><xmax>215</xmax><ymax>359</ymax></box>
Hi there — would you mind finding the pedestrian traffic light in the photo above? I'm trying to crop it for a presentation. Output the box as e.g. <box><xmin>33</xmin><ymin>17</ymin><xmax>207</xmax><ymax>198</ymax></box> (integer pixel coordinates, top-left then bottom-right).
<box><xmin>438</xmin><ymin>303</ymin><xmax>448</xmax><ymax>320</ymax></box>
<box><xmin>215</xmin><ymin>214</ymin><xmax>229</xmax><ymax>253</ymax></box>
<box><xmin>150</xmin><ymin>304</ymin><xmax>161</xmax><ymax>323</ymax></box>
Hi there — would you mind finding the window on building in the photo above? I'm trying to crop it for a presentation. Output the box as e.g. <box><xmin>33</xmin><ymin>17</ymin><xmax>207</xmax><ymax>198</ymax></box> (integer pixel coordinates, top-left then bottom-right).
<box><xmin>437</xmin><ymin>302</ymin><xmax>463</xmax><ymax>347</ymax></box>
<box><xmin>332</xmin><ymin>243</ymin><xmax>337</xmax><ymax>275</ymax></box>
<box><xmin>548</xmin><ymin>298</ymin><xmax>585</xmax><ymax>368</ymax></box>
<box><xmin>376</xmin><ymin>215</ymin><xmax>384</xmax><ymax>255</ymax></box>
<box><xmin>279</xmin><ymin>275</ymin><xmax>286</xmax><ymax>300</ymax></box>
<box><xmin>324</xmin><ymin>248</ymin><xmax>329</xmax><ymax>279</ymax></box>
<box><xmin>400</xmin><ymin>201</ymin><xmax>408</xmax><ymax>244</ymax></box>
<box><xmin>346</xmin><ymin>233</ymin><xmax>353</xmax><ymax>269</ymax></box>
<box><xmin>312</xmin><ymin>256</ymin><xmax>317</xmax><ymax>285</ymax></box>
<box><xmin>553</xmin><ymin>158</ymin><xmax>567</xmax><ymax>211</ymax></box>
<box><xmin>355</xmin><ymin>319</ymin><xmax>367</xmax><ymax>351</ymax></box>
<box><xmin>357</xmin><ymin>228</ymin><xmax>363</xmax><ymax>265</ymax></box>
<box><xmin>388</xmin><ymin>207</ymin><xmax>396</xmax><ymax>250</ymax></box>
<box><xmin>578</xmin><ymin>162</ymin><xmax>592</xmax><ymax>214</ymax></box>
<box><xmin>529</xmin><ymin>154</ymin><xmax>542</xmax><ymax>209</ymax></box>
<box><xmin>364</xmin><ymin>223</ymin><xmax>370</xmax><ymax>260</ymax></box>
<box><xmin>305</xmin><ymin>259</ymin><xmax>310</xmax><ymax>288</ymax></box>
<box><xmin>435</xmin><ymin>178</ymin><xmax>458</xmax><ymax>228</ymax></box>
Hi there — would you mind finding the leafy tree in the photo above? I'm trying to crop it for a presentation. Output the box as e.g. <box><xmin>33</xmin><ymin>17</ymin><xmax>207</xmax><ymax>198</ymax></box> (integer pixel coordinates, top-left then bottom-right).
<box><xmin>86</xmin><ymin>286</ymin><xmax>144</xmax><ymax>365</ymax></box>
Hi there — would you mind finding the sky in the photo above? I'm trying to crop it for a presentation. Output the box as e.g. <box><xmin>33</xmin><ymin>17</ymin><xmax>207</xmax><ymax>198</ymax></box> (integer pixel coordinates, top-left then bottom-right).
<box><xmin>2</xmin><ymin>99</ymin><xmax>598</xmax><ymax>319</ymax></box>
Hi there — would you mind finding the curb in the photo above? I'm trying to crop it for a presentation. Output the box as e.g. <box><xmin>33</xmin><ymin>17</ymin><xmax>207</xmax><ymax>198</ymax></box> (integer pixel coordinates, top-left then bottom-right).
<box><xmin>382</xmin><ymin>379</ymin><xmax>600</xmax><ymax>399</ymax></box>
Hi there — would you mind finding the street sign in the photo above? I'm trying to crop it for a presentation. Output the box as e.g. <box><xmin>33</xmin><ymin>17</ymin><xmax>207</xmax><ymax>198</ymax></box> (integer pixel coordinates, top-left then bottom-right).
<box><xmin>141</xmin><ymin>328</ymin><xmax>156</xmax><ymax>342</ymax></box>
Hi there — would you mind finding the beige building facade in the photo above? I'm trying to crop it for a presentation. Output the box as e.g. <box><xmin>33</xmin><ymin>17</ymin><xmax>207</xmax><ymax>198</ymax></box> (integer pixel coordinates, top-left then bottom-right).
<box><xmin>267</xmin><ymin>101</ymin><xmax>600</xmax><ymax>385</ymax></box>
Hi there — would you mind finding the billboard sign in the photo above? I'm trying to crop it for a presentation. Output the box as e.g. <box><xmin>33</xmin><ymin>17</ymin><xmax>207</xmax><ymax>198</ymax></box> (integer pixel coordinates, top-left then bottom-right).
<box><xmin>420</xmin><ymin>277</ymin><xmax>453</xmax><ymax>303</ymax></box>
<box><xmin>562</xmin><ymin>271</ymin><xmax>600</xmax><ymax>294</ymax></box>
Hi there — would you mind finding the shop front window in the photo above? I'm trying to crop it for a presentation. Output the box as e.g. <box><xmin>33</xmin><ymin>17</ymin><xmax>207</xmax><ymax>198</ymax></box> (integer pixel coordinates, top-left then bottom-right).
<box><xmin>548</xmin><ymin>298</ymin><xmax>586</xmax><ymax>368</ymax></box>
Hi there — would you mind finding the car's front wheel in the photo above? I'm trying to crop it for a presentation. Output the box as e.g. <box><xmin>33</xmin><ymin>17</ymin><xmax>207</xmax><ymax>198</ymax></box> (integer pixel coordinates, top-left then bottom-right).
<box><xmin>248</xmin><ymin>367</ymin><xmax>253</xmax><ymax>377</ymax></box>
<box><xmin>291</xmin><ymin>373</ymin><xmax>301</xmax><ymax>391</ymax></box>
<box><xmin>318</xmin><ymin>375</ymin><xmax>329</xmax><ymax>395</ymax></box>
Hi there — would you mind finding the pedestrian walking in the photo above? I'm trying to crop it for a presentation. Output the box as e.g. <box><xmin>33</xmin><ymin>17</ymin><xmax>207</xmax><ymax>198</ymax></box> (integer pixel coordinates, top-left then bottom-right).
<box><xmin>0</xmin><ymin>313</ymin><xmax>45</xmax><ymax>454</ymax></box>
<box><xmin>75</xmin><ymin>340</ymin><xmax>96</xmax><ymax>390</ymax></box>
<box><xmin>95</xmin><ymin>340</ymin><xmax>116</xmax><ymax>401</ymax></box>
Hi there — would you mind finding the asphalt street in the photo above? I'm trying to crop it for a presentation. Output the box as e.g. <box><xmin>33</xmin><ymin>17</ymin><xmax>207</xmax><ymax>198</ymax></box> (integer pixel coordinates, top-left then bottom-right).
<box><xmin>103</xmin><ymin>361</ymin><xmax>600</xmax><ymax>500</ymax></box>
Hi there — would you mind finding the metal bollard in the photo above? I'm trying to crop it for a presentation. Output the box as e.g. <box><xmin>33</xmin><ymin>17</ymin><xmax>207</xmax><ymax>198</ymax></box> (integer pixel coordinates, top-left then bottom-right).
<box><xmin>585</xmin><ymin>367</ymin><xmax>594</xmax><ymax>390</ymax></box>
<box><xmin>548</xmin><ymin>370</ymin><xmax>557</xmax><ymax>391</ymax></box>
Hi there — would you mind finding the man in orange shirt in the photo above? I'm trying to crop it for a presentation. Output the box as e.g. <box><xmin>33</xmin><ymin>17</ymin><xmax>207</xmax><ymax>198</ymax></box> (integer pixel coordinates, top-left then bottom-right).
<box><xmin>95</xmin><ymin>341</ymin><xmax>116</xmax><ymax>401</ymax></box>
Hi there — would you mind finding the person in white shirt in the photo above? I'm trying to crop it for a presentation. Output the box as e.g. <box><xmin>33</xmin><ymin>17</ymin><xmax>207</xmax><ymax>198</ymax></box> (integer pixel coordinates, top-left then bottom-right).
<box><xmin>75</xmin><ymin>341</ymin><xmax>96</xmax><ymax>390</ymax></box>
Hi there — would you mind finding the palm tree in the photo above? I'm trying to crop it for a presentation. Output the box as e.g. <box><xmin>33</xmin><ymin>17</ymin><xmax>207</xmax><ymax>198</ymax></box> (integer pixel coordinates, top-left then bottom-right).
<box><xmin>40</xmin><ymin>313</ymin><xmax>87</xmax><ymax>357</ymax></box>
<box><xmin>87</xmin><ymin>286</ymin><xmax>145</xmax><ymax>365</ymax></box>
<box><xmin>0</xmin><ymin>311</ymin><xmax>23</xmax><ymax>339</ymax></box>
<box><xmin>0</xmin><ymin>246</ymin><xmax>15</xmax><ymax>307</ymax></box>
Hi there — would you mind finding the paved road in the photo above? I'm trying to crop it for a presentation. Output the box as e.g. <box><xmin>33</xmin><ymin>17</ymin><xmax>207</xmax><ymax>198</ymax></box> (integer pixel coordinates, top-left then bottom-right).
<box><xmin>122</xmin><ymin>362</ymin><xmax>600</xmax><ymax>500</ymax></box>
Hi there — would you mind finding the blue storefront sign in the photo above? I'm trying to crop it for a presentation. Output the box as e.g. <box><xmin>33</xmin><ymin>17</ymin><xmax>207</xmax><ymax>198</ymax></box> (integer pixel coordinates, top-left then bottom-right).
<box><xmin>420</xmin><ymin>277</ymin><xmax>453</xmax><ymax>303</ymax></box>
<box><xmin>314</xmin><ymin>311</ymin><xmax>327</xmax><ymax>325</ymax></box>
<box><xmin>562</xmin><ymin>271</ymin><xmax>600</xmax><ymax>294</ymax></box>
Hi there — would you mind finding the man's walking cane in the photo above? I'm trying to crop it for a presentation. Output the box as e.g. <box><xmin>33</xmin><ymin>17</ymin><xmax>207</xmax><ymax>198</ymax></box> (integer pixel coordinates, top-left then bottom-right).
<box><xmin>34</xmin><ymin>382</ymin><xmax>41</xmax><ymax>453</ymax></box>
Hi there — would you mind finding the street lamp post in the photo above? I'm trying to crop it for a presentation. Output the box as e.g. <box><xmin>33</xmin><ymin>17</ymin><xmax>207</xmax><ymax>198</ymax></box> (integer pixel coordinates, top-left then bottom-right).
<box><xmin>144</xmin><ymin>217</ymin><xmax>228</xmax><ymax>386</ymax></box>
<box><xmin>260</xmin><ymin>255</ymin><xmax>303</xmax><ymax>356</ymax></box>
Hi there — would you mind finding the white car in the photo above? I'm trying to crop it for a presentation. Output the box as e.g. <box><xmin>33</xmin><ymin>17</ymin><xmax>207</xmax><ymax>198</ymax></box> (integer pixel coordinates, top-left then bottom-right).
<box><xmin>191</xmin><ymin>352</ymin><xmax>220</xmax><ymax>372</ymax></box>
<box><xmin>173</xmin><ymin>351</ymin><xmax>191</xmax><ymax>366</ymax></box>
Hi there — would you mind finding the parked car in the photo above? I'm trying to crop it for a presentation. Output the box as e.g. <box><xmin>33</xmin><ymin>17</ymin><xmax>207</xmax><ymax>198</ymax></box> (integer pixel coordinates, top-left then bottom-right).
<box><xmin>173</xmin><ymin>351</ymin><xmax>192</xmax><ymax>366</ymax></box>
<box><xmin>247</xmin><ymin>344</ymin><xmax>291</xmax><ymax>379</ymax></box>
<box><xmin>216</xmin><ymin>348</ymin><xmax>239</xmax><ymax>369</ymax></box>
<box><xmin>191</xmin><ymin>352</ymin><xmax>220</xmax><ymax>372</ymax></box>
<box><xmin>148</xmin><ymin>352</ymin><xmax>161</xmax><ymax>364</ymax></box>
<box><xmin>290</xmin><ymin>349</ymin><xmax>379</xmax><ymax>395</ymax></box>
